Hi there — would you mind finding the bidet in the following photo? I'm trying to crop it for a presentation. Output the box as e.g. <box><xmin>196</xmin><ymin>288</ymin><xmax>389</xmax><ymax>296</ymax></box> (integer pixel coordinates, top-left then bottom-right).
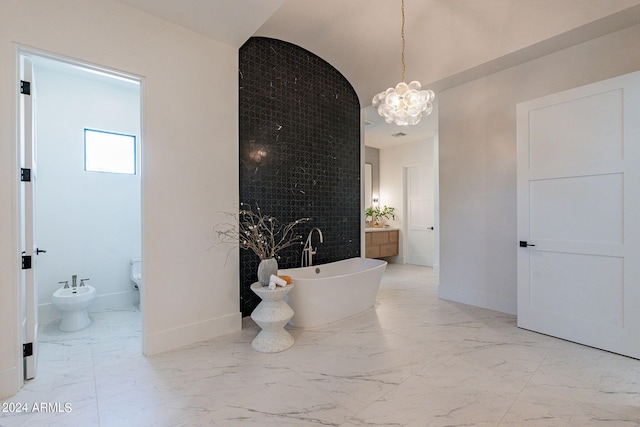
<box><xmin>51</xmin><ymin>285</ymin><xmax>96</xmax><ymax>331</ymax></box>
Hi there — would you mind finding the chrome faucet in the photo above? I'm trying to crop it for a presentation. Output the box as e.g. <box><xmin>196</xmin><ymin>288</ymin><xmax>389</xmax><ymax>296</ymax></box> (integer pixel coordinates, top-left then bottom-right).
<box><xmin>301</xmin><ymin>228</ymin><xmax>323</xmax><ymax>267</ymax></box>
<box><xmin>72</xmin><ymin>275</ymin><xmax>77</xmax><ymax>288</ymax></box>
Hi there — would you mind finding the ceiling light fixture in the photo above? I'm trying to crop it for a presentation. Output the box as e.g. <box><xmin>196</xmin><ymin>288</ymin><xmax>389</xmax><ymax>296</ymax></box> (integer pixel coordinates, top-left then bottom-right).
<box><xmin>372</xmin><ymin>0</ymin><xmax>435</xmax><ymax>126</ymax></box>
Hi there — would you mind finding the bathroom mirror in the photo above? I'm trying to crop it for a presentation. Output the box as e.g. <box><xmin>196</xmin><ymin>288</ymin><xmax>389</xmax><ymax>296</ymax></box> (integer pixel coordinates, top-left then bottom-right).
<box><xmin>365</xmin><ymin>163</ymin><xmax>372</xmax><ymax>209</ymax></box>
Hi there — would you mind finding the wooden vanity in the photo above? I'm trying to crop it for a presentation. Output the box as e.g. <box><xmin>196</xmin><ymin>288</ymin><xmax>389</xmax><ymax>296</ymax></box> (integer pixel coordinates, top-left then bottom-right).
<box><xmin>365</xmin><ymin>228</ymin><xmax>399</xmax><ymax>258</ymax></box>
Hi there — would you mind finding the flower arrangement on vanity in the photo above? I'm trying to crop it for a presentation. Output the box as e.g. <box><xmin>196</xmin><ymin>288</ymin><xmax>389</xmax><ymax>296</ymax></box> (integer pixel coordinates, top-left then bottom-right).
<box><xmin>365</xmin><ymin>205</ymin><xmax>399</xmax><ymax>258</ymax></box>
<box><xmin>214</xmin><ymin>203</ymin><xmax>308</xmax><ymax>287</ymax></box>
<box><xmin>365</xmin><ymin>205</ymin><xmax>396</xmax><ymax>228</ymax></box>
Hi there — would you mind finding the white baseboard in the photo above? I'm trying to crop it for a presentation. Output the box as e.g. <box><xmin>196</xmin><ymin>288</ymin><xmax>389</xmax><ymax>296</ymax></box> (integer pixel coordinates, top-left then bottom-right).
<box><xmin>143</xmin><ymin>312</ymin><xmax>242</xmax><ymax>356</ymax></box>
<box><xmin>438</xmin><ymin>285</ymin><xmax>516</xmax><ymax>316</ymax></box>
<box><xmin>0</xmin><ymin>366</ymin><xmax>19</xmax><ymax>400</ymax></box>
<box><xmin>90</xmin><ymin>290</ymin><xmax>138</xmax><ymax>311</ymax></box>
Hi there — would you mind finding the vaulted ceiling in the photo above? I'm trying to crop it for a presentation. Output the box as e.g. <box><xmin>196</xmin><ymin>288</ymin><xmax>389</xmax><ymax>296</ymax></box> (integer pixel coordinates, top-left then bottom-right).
<box><xmin>117</xmin><ymin>0</ymin><xmax>640</xmax><ymax>147</ymax></box>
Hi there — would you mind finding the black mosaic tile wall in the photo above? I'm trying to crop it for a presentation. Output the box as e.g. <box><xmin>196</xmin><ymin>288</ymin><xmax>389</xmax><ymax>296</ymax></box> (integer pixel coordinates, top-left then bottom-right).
<box><xmin>239</xmin><ymin>37</ymin><xmax>361</xmax><ymax>316</ymax></box>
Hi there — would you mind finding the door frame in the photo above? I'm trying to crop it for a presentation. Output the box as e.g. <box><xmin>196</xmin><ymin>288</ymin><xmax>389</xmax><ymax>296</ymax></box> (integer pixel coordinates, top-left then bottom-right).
<box><xmin>15</xmin><ymin>47</ymin><xmax>145</xmax><ymax>386</ymax></box>
<box><xmin>20</xmin><ymin>54</ymin><xmax>37</xmax><ymax>380</ymax></box>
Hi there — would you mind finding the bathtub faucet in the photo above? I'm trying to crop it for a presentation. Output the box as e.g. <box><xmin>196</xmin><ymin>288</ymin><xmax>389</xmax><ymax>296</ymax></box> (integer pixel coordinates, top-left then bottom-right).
<box><xmin>301</xmin><ymin>228</ymin><xmax>323</xmax><ymax>267</ymax></box>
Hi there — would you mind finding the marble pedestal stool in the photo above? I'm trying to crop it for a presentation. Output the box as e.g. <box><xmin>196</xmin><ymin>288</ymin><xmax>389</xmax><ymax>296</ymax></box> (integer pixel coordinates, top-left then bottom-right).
<box><xmin>250</xmin><ymin>282</ymin><xmax>295</xmax><ymax>353</ymax></box>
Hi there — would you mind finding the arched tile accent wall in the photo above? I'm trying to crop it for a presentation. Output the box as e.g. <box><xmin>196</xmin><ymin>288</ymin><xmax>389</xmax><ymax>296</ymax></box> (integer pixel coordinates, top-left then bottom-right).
<box><xmin>239</xmin><ymin>37</ymin><xmax>361</xmax><ymax>316</ymax></box>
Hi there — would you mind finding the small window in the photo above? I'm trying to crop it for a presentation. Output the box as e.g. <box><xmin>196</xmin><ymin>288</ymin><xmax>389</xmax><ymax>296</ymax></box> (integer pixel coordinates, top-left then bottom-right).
<box><xmin>84</xmin><ymin>129</ymin><xmax>136</xmax><ymax>174</ymax></box>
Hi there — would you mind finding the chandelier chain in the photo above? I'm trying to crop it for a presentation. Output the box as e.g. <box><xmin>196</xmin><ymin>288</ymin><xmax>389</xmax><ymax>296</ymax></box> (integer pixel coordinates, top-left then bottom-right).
<box><xmin>372</xmin><ymin>0</ymin><xmax>435</xmax><ymax>125</ymax></box>
<box><xmin>401</xmin><ymin>0</ymin><xmax>406</xmax><ymax>82</ymax></box>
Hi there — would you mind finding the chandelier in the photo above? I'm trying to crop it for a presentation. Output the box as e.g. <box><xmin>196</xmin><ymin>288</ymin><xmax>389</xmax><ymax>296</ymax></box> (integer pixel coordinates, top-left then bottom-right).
<box><xmin>372</xmin><ymin>0</ymin><xmax>435</xmax><ymax>126</ymax></box>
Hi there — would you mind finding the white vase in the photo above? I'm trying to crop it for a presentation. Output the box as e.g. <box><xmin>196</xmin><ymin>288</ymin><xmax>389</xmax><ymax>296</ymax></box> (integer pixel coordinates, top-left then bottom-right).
<box><xmin>257</xmin><ymin>258</ymin><xmax>278</xmax><ymax>286</ymax></box>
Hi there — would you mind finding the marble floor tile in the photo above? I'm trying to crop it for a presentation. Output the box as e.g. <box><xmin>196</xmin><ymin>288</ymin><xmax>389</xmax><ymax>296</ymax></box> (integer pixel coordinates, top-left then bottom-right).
<box><xmin>2</xmin><ymin>263</ymin><xmax>639</xmax><ymax>426</ymax></box>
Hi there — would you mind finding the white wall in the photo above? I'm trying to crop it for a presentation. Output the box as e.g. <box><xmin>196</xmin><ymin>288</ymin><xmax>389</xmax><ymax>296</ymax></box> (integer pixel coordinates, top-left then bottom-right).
<box><xmin>0</xmin><ymin>0</ymin><xmax>240</xmax><ymax>398</ymax></box>
<box><xmin>438</xmin><ymin>24</ymin><xmax>640</xmax><ymax>315</ymax></box>
<box><xmin>35</xmin><ymin>62</ymin><xmax>141</xmax><ymax>320</ymax></box>
<box><xmin>379</xmin><ymin>138</ymin><xmax>435</xmax><ymax>264</ymax></box>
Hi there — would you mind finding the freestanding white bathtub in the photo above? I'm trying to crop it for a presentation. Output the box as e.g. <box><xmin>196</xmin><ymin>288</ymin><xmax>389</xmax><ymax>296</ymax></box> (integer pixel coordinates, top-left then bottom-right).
<box><xmin>280</xmin><ymin>257</ymin><xmax>387</xmax><ymax>328</ymax></box>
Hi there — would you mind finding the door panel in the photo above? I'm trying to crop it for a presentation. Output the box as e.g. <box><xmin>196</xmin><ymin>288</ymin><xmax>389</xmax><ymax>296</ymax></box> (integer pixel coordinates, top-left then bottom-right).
<box><xmin>406</xmin><ymin>165</ymin><xmax>433</xmax><ymax>266</ymax></box>
<box><xmin>409</xmin><ymin>199</ymin><xmax>430</xmax><ymax>227</ymax></box>
<box><xmin>529</xmin><ymin>89</ymin><xmax>623</xmax><ymax>167</ymax></box>
<box><xmin>529</xmin><ymin>252</ymin><xmax>624</xmax><ymax>326</ymax></box>
<box><xmin>529</xmin><ymin>174</ymin><xmax>623</xmax><ymax>244</ymax></box>
<box><xmin>517</xmin><ymin>71</ymin><xmax>640</xmax><ymax>359</ymax></box>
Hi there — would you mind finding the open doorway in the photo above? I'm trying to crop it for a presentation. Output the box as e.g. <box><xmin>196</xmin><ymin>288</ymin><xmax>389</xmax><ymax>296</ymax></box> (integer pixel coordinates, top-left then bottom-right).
<box><xmin>364</xmin><ymin>104</ymin><xmax>439</xmax><ymax>269</ymax></box>
<box><xmin>19</xmin><ymin>51</ymin><xmax>143</xmax><ymax>381</ymax></box>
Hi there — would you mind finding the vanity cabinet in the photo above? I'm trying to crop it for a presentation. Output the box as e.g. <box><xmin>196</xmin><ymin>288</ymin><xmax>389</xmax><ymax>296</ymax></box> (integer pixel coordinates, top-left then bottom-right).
<box><xmin>365</xmin><ymin>229</ymin><xmax>399</xmax><ymax>258</ymax></box>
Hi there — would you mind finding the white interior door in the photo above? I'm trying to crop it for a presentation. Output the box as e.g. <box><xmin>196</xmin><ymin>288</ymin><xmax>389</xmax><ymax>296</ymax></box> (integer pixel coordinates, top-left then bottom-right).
<box><xmin>517</xmin><ymin>71</ymin><xmax>640</xmax><ymax>359</ymax></box>
<box><xmin>406</xmin><ymin>165</ymin><xmax>434</xmax><ymax>266</ymax></box>
<box><xmin>20</xmin><ymin>55</ymin><xmax>38</xmax><ymax>379</ymax></box>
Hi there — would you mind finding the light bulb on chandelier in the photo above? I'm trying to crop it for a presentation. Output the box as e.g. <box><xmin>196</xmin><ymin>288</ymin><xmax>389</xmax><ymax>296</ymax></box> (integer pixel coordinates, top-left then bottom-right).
<box><xmin>372</xmin><ymin>0</ymin><xmax>435</xmax><ymax>126</ymax></box>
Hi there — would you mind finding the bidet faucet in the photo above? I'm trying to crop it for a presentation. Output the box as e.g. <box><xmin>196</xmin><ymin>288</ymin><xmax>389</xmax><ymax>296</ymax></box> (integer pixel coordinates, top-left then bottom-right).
<box><xmin>72</xmin><ymin>275</ymin><xmax>77</xmax><ymax>288</ymax></box>
<box><xmin>301</xmin><ymin>228</ymin><xmax>323</xmax><ymax>267</ymax></box>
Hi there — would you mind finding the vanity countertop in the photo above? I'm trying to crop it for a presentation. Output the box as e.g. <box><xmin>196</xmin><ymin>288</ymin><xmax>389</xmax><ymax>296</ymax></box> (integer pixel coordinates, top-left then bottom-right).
<box><xmin>365</xmin><ymin>227</ymin><xmax>399</xmax><ymax>232</ymax></box>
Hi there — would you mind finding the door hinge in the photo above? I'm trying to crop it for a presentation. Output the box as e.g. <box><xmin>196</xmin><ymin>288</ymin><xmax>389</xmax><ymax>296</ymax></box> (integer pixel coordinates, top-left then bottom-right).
<box><xmin>21</xmin><ymin>168</ymin><xmax>31</xmax><ymax>182</ymax></box>
<box><xmin>22</xmin><ymin>255</ymin><xmax>32</xmax><ymax>269</ymax></box>
<box><xmin>23</xmin><ymin>342</ymin><xmax>33</xmax><ymax>357</ymax></box>
<box><xmin>20</xmin><ymin>80</ymin><xmax>31</xmax><ymax>95</ymax></box>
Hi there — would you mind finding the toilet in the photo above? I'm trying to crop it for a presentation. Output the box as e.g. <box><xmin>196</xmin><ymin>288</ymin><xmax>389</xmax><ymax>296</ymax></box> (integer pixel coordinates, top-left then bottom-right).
<box><xmin>130</xmin><ymin>258</ymin><xmax>142</xmax><ymax>307</ymax></box>
<box><xmin>130</xmin><ymin>257</ymin><xmax>142</xmax><ymax>289</ymax></box>
<box><xmin>51</xmin><ymin>285</ymin><xmax>96</xmax><ymax>332</ymax></box>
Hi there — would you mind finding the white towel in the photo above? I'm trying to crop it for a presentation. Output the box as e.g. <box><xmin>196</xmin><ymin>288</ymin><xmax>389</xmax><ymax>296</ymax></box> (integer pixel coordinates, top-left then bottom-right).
<box><xmin>270</xmin><ymin>274</ymin><xmax>287</xmax><ymax>287</ymax></box>
<box><xmin>268</xmin><ymin>281</ymin><xmax>276</xmax><ymax>290</ymax></box>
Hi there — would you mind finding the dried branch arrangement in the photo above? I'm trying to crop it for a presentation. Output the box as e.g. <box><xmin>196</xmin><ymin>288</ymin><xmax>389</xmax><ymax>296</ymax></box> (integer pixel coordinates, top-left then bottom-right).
<box><xmin>214</xmin><ymin>203</ymin><xmax>310</xmax><ymax>260</ymax></box>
